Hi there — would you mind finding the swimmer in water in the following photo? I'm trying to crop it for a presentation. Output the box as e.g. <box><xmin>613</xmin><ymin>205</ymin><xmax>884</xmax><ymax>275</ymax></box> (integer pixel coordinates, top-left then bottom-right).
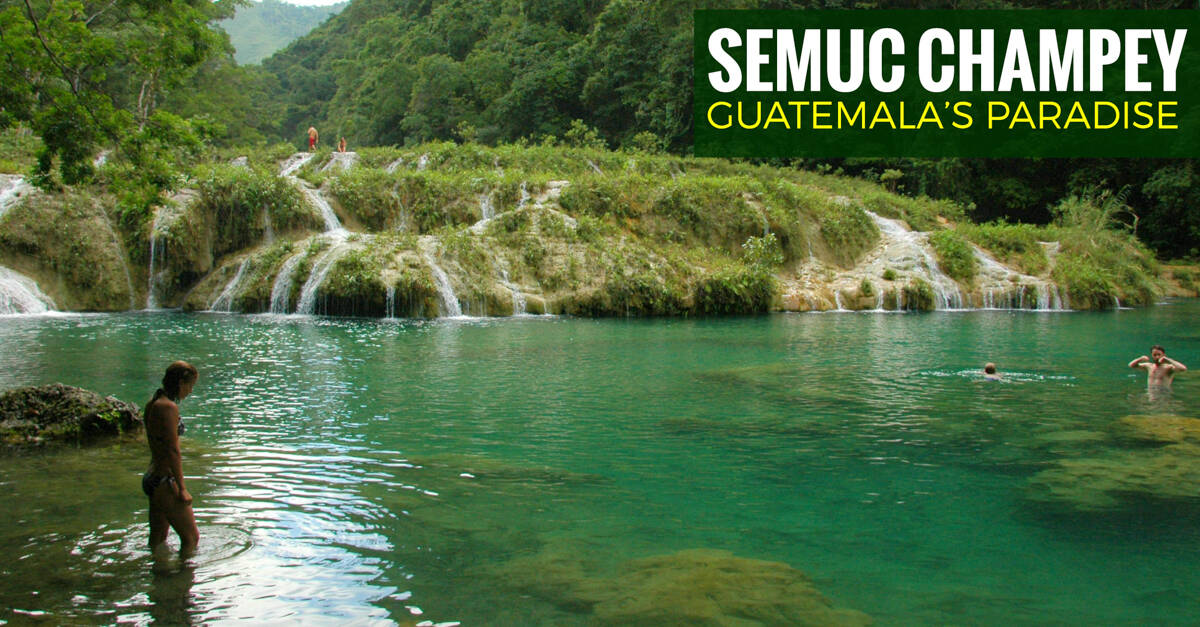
<box><xmin>1128</xmin><ymin>345</ymin><xmax>1187</xmax><ymax>388</ymax></box>
<box><xmin>144</xmin><ymin>361</ymin><xmax>200</xmax><ymax>556</ymax></box>
<box><xmin>983</xmin><ymin>363</ymin><xmax>1001</xmax><ymax>381</ymax></box>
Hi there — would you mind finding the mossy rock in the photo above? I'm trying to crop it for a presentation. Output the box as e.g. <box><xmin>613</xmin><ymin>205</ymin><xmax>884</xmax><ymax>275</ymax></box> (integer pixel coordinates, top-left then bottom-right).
<box><xmin>0</xmin><ymin>384</ymin><xmax>142</xmax><ymax>448</ymax></box>
<box><xmin>498</xmin><ymin>546</ymin><xmax>872</xmax><ymax>626</ymax></box>
<box><xmin>1110</xmin><ymin>414</ymin><xmax>1200</xmax><ymax>446</ymax></box>
<box><xmin>1026</xmin><ymin>442</ymin><xmax>1200</xmax><ymax>512</ymax></box>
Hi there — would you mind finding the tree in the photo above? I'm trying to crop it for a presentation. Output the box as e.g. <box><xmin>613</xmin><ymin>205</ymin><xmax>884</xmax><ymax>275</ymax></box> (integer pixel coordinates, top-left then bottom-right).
<box><xmin>0</xmin><ymin>0</ymin><xmax>238</xmax><ymax>185</ymax></box>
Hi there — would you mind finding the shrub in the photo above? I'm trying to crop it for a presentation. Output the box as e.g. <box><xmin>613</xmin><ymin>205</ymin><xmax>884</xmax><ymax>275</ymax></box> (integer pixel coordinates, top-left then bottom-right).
<box><xmin>929</xmin><ymin>229</ymin><xmax>977</xmax><ymax>283</ymax></box>
<box><xmin>959</xmin><ymin>221</ymin><xmax>1050</xmax><ymax>276</ymax></box>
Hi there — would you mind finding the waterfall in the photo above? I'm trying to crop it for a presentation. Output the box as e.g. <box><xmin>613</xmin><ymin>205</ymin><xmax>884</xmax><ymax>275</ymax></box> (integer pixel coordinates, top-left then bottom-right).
<box><xmin>420</xmin><ymin>246</ymin><xmax>462</xmax><ymax>317</ymax></box>
<box><xmin>416</xmin><ymin>154</ymin><xmax>429</xmax><ymax>171</ymax></box>
<box><xmin>385</xmin><ymin>158</ymin><xmax>404</xmax><ymax>173</ymax></box>
<box><xmin>146</xmin><ymin>207</ymin><xmax>169</xmax><ymax>309</ymax></box>
<box><xmin>479</xmin><ymin>192</ymin><xmax>495</xmax><ymax>221</ymax></box>
<box><xmin>280</xmin><ymin>152</ymin><xmax>345</xmax><ymax>234</ymax></box>
<box><xmin>501</xmin><ymin>270</ymin><xmax>526</xmax><ymax>315</ymax></box>
<box><xmin>833</xmin><ymin>291</ymin><xmax>846</xmax><ymax>311</ymax></box>
<box><xmin>301</xmin><ymin>186</ymin><xmax>346</xmax><ymax>233</ymax></box>
<box><xmin>209</xmin><ymin>259</ymin><xmax>251</xmax><ymax>312</ymax></box>
<box><xmin>0</xmin><ymin>266</ymin><xmax>55</xmax><ymax>314</ymax></box>
<box><xmin>279</xmin><ymin>153</ymin><xmax>314</xmax><ymax>177</ymax></box>
<box><xmin>386</xmin><ymin>285</ymin><xmax>396</xmax><ymax>319</ymax></box>
<box><xmin>295</xmin><ymin>238</ymin><xmax>350</xmax><ymax>315</ymax></box>
<box><xmin>269</xmin><ymin>251</ymin><xmax>305</xmax><ymax>314</ymax></box>
<box><xmin>96</xmin><ymin>205</ymin><xmax>136</xmax><ymax>310</ymax></box>
<box><xmin>517</xmin><ymin>182</ymin><xmax>530</xmax><ymax>209</ymax></box>
<box><xmin>866</xmin><ymin>211</ymin><xmax>964</xmax><ymax>309</ymax></box>
<box><xmin>262</xmin><ymin>206</ymin><xmax>275</xmax><ymax>244</ymax></box>
<box><xmin>0</xmin><ymin>175</ymin><xmax>31</xmax><ymax>221</ymax></box>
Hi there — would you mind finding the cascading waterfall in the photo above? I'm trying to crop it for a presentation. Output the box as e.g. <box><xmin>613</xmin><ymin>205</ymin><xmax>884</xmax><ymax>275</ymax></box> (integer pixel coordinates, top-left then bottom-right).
<box><xmin>866</xmin><ymin>211</ymin><xmax>964</xmax><ymax>309</ymax></box>
<box><xmin>279</xmin><ymin>153</ymin><xmax>314</xmax><ymax>177</ymax></box>
<box><xmin>517</xmin><ymin>182</ymin><xmax>530</xmax><ymax>209</ymax></box>
<box><xmin>269</xmin><ymin>252</ymin><xmax>305</xmax><ymax>314</ymax></box>
<box><xmin>386</xmin><ymin>285</ymin><xmax>396</xmax><ymax>319</ymax></box>
<box><xmin>280</xmin><ymin>153</ymin><xmax>345</xmax><ymax>233</ymax></box>
<box><xmin>146</xmin><ymin>207</ymin><xmax>168</xmax><ymax>309</ymax></box>
<box><xmin>0</xmin><ymin>266</ymin><xmax>55</xmax><ymax>314</ymax></box>
<box><xmin>833</xmin><ymin>291</ymin><xmax>847</xmax><ymax>311</ymax></box>
<box><xmin>0</xmin><ymin>175</ymin><xmax>31</xmax><ymax>221</ymax></box>
<box><xmin>419</xmin><ymin>239</ymin><xmax>462</xmax><ymax>317</ymax></box>
<box><xmin>501</xmin><ymin>270</ymin><xmax>527</xmax><ymax>315</ymax></box>
<box><xmin>96</xmin><ymin>206</ymin><xmax>137</xmax><ymax>310</ymax></box>
<box><xmin>479</xmin><ymin>191</ymin><xmax>495</xmax><ymax>221</ymax></box>
<box><xmin>301</xmin><ymin>186</ymin><xmax>346</xmax><ymax>233</ymax></box>
<box><xmin>209</xmin><ymin>259</ymin><xmax>251</xmax><ymax>312</ymax></box>
<box><xmin>416</xmin><ymin>154</ymin><xmax>429</xmax><ymax>171</ymax></box>
<box><xmin>295</xmin><ymin>236</ymin><xmax>351</xmax><ymax>315</ymax></box>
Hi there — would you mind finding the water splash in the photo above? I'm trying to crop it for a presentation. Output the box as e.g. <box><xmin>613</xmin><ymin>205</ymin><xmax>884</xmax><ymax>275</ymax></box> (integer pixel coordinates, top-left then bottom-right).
<box><xmin>0</xmin><ymin>265</ymin><xmax>55</xmax><ymax>314</ymax></box>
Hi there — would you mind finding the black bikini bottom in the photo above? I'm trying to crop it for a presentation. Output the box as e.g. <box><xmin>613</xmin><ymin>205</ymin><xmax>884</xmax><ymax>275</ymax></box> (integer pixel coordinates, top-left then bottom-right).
<box><xmin>142</xmin><ymin>471</ymin><xmax>176</xmax><ymax>498</ymax></box>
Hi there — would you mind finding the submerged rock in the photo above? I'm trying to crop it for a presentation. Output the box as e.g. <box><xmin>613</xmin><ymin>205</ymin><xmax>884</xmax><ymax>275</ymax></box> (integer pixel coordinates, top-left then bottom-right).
<box><xmin>498</xmin><ymin>546</ymin><xmax>871</xmax><ymax>626</ymax></box>
<box><xmin>1026</xmin><ymin>442</ymin><xmax>1200</xmax><ymax>512</ymax></box>
<box><xmin>0</xmin><ymin>384</ymin><xmax>142</xmax><ymax>448</ymax></box>
<box><xmin>1110</xmin><ymin>414</ymin><xmax>1200</xmax><ymax>446</ymax></box>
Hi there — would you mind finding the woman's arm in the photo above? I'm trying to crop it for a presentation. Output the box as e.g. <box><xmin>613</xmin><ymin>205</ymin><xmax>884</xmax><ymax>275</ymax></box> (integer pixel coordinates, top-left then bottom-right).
<box><xmin>163</xmin><ymin>405</ymin><xmax>191</xmax><ymax>504</ymax></box>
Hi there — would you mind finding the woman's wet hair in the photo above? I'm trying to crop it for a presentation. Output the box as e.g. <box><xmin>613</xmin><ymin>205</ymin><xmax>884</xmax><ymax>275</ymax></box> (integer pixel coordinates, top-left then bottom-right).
<box><xmin>162</xmin><ymin>361</ymin><xmax>199</xmax><ymax>396</ymax></box>
<box><xmin>984</xmin><ymin>363</ymin><xmax>997</xmax><ymax>374</ymax></box>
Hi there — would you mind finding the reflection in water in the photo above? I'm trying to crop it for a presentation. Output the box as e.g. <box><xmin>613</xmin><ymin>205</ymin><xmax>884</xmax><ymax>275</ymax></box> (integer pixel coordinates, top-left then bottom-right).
<box><xmin>0</xmin><ymin>307</ymin><xmax>1197</xmax><ymax>624</ymax></box>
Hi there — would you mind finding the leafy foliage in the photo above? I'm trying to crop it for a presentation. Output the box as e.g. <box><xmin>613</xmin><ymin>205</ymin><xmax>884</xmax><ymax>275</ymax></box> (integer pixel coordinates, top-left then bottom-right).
<box><xmin>929</xmin><ymin>229</ymin><xmax>977</xmax><ymax>283</ymax></box>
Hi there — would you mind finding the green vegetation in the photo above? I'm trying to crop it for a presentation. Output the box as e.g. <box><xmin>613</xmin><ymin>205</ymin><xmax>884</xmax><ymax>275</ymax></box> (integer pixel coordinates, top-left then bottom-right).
<box><xmin>814</xmin><ymin>200</ymin><xmax>878</xmax><ymax>268</ymax></box>
<box><xmin>959</xmin><ymin>221</ymin><xmax>1049</xmax><ymax>276</ymax></box>
<box><xmin>0</xmin><ymin>190</ymin><xmax>133</xmax><ymax>310</ymax></box>
<box><xmin>929</xmin><ymin>230</ymin><xmax>978</xmax><ymax>284</ymax></box>
<box><xmin>219</xmin><ymin>0</ymin><xmax>346</xmax><ymax>65</ymax></box>
<box><xmin>1048</xmin><ymin>192</ymin><xmax>1161</xmax><ymax>309</ymax></box>
<box><xmin>193</xmin><ymin>164</ymin><xmax>314</xmax><ymax>258</ymax></box>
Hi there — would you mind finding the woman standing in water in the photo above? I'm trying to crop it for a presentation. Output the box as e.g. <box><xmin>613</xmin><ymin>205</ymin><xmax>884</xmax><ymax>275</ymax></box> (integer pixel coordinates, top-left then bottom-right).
<box><xmin>144</xmin><ymin>361</ymin><xmax>199</xmax><ymax>555</ymax></box>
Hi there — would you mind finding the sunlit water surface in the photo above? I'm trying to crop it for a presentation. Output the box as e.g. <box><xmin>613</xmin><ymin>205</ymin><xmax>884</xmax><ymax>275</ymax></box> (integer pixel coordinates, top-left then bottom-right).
<box><xmin>1</xmin><ymin>303</ymin><xmax>1198</xmax><ymax>625</ymax></box>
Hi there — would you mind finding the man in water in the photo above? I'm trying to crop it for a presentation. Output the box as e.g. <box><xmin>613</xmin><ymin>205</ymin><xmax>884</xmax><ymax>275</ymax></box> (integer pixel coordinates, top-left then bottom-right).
<box><xmin>983</xmin><ymin>363</ymin><xmax>1002</xmax><ymax>381</ymax></box>
<box><xmin>1129</xmin><ymin>345</ymin><xmax>1188</xmax><ymax>387</ymax></box>
<box><xmin>307</xmin><ymin>126</ymin><xmax>319</xmax><ymax>151</ymax></box>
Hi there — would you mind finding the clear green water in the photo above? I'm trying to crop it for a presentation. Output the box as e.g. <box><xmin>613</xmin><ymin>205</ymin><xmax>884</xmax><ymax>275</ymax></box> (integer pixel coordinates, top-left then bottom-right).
<box><xmin>1</xmin><ymin>304</ymin><xmax>1198</xmax><ymax>625</ymax></box>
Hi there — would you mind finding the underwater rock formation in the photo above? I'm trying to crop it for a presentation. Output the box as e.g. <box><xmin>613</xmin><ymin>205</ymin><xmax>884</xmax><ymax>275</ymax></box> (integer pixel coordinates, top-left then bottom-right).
<box><xmin>498</xmin><ymin>547</ymin><xmax>871</xmax><ymax>626</ymax></box>
<box><xmin>0</xmin><ymin>384</ymin><xmax>142</xmax><ymax>448</ymax></box>
<box><xmin>1027</xmin><ymin>415</ymin><xmax>1200</xmax><ymax>512</ymax></box>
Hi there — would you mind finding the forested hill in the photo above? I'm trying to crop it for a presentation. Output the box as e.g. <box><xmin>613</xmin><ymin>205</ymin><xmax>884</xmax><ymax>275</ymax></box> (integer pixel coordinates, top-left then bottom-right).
<box><xmin>261</xmin><ymin>0</ymin><xmax>1199</xmax><ymax>260</ymax></box>
<box><xmin>220</xmin><ymin>0</ymin><xmax>347</xmax><ymax>65</ymax></box>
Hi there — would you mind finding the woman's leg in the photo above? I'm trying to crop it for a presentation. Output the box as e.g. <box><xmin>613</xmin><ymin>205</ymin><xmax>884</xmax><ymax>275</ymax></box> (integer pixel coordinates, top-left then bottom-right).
<box><xmin>153</xmin><ymin>483</ymin><xmax>199</xmax><ymax>555</ymax></box>
<box><xmin>148</xmin><ymin>500</ymin><xmax>169</xmax><ymax>549</ymax></box>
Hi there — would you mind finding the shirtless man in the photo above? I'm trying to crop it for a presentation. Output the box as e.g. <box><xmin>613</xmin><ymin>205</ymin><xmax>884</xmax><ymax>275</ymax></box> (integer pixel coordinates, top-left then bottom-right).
<box><xmin>1129</xmin><ymin>345</ymin><xmax>1188</xmax><ymax>387</ymax></box>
